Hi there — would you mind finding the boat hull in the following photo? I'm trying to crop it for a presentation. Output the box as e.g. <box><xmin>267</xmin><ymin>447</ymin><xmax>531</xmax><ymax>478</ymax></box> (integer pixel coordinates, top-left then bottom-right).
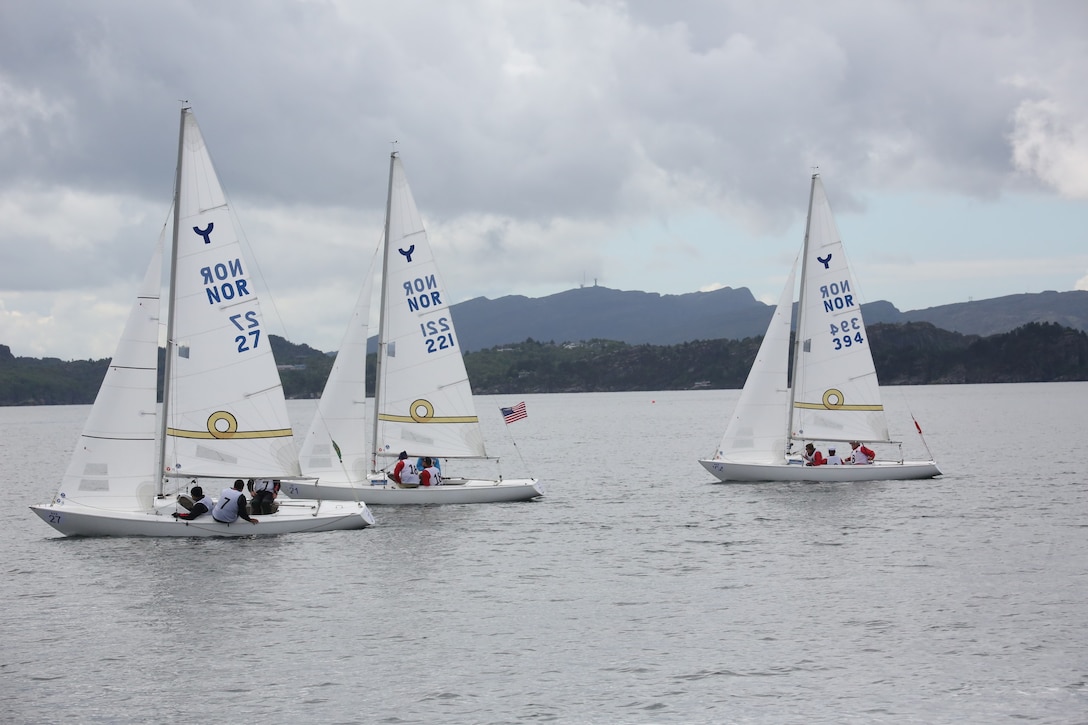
<box><xmin>284</xmin><ymin>477</ymin><xmax>543</xmax><ymax>505</ymax></box>
<box><xmin>699</xmin><ymin>458</ymin><xmax>942</xmax><ymax>483</ymax></box>
<box><xmin>29</xmin><ymin>498</ymin><xmax>374</xmax><ymax>537</ymax></box>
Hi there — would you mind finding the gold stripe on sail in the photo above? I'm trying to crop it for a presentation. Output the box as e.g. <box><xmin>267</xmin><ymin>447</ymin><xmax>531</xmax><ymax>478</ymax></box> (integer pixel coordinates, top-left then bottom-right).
<box><xmin>377</xmin><ymin>398</ymin><xmax>479</xmax><ymax>424</ymax></box>
<box><xmin>793</xmin><ymin>388</ymin><xmax>884</xmax><ymax>412</ymax></box>
<box><xmin>166</xmin><ymin>410</ymin><xmax>293</xmax><ymax>439</ymax></box>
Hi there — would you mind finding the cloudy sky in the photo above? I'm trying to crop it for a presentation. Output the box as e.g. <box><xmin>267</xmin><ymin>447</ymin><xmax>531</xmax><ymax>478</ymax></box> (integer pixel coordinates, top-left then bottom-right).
<box><xmin>3</xmin><ymin>0</ymin><xmax>1087</xmax><ymax>360</ymax></box>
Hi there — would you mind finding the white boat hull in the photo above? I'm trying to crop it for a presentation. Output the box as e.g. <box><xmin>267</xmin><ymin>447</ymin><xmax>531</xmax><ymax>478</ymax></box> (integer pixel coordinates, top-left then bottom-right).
<box><xmin>699</xmin><ymin>458</ymin><xmax>942</xmax><ymax>483</ymax></box>
<box><xmin>29</xmin><ymin>498</ymin><xmax>374</xmax><ymax>537</ymax></box>
<box><xmin>284</xmin><ymin>477</ymin><xmax>543</xmax><ymax>505</ymax></box>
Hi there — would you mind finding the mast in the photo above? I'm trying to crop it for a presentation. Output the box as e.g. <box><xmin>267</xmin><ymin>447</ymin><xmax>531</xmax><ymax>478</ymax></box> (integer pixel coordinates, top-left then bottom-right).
<box><xmin>370</xmin><ymin>151</ymin><xmax>397</xmax><ymax>472</ymax></box>
<box><xmin>785</xmin><ymin>173</ymin><xmax>818</xmax><ymax>448</ymax></box>
<box><xmin>156</xmin><ymin>106</ymin><xmax>187</xmax><ymax>496</ymax></box>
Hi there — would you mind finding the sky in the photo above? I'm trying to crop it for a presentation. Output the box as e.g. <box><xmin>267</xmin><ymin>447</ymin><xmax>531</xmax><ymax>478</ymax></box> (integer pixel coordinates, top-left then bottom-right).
<box><xmin>2</xmin><ymin>0</ymin><xmax>1087</xmax><ymax>360</ymax></box>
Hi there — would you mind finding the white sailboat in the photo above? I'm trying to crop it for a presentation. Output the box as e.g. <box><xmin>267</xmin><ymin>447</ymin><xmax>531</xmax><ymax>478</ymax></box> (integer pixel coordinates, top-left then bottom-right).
<box><xmin>699</xmin><ymin>174</ymin><xmax>941</xmax><ymax>483</ymax></box>
<box><xmin>289</xmin><ymin>152</ymin><xmax>543</xmax><ymax>504</ymax></box>
<box><xmin>30</xmin><ymin>107</ymin><xmax>374</xmax><ymax>535</ymax></box>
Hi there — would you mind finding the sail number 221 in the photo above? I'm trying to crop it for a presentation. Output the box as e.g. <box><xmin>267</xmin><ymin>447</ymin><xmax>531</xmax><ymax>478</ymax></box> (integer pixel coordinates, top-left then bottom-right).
<box><xmin>829</xmin><ymin>317</ymin><xmax>863</xmax><ymax>350</ymax></box>
<box><xmin>420</xmin><ymin>318</ymin><xmax>455</xmax><ymax>353</ymax></box>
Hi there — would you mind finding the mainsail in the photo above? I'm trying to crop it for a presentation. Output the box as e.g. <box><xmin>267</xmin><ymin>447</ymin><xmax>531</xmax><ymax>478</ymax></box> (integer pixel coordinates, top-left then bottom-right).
<box><xmin>372</xmin><ymin>155</ymin><xmax>486</xmax><ymax>461</ymax></box>
<box><xmin>162</xmin><ymin>111</ymin><xmax>301</xmax><ymax>479</ymax></box>
<box><xmin>789</xmin><ymin>176</ymin><xmax>890</xmax><ymax>444</ymax></box>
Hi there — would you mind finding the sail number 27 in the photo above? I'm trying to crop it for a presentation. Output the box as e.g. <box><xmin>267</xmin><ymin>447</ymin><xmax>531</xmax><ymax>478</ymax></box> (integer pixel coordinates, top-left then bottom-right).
<box><xmin>829</xmin><ymin>317</ymin><xmax>864</xmax><ymax>350</ymax></box>
<box><xmin>230</xmin><ymin>311</ymin><xmax>262</xmax><ymax>352</ymax></box>
<box><xmin>420</xmin><ymin>318</ymin><xmax>456</xmax><ymax>353</ymax></box>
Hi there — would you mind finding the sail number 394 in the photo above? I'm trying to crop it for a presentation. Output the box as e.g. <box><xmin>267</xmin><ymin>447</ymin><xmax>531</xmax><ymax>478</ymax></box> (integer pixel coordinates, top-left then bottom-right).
<box><xmin>829</xmin><ymin>317</ymin><xmax>864</xmax><ymax>350</ymax></box>
<box><xmin>420</xmin><ymin>318</ymin><xmax>455</xmax><ymax>353</ymax></box>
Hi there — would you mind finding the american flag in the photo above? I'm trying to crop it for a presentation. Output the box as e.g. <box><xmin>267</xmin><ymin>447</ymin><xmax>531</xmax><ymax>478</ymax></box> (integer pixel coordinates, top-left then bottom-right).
<box><xmin>501</xmin><ymin>402</ymin><xmax>527</xmax><ymax>424</ymax></box>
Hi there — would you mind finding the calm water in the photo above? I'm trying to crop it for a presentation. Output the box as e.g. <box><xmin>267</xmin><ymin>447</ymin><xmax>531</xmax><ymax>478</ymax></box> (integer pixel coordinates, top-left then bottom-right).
<box><xmin>3</xmin><ymin>384</ymin><xmax>1087</xmax><ymax>724</ymax></box>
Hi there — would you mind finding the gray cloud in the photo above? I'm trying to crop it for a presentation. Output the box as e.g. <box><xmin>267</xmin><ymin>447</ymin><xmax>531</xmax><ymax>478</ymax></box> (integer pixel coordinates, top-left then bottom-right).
<box><xmin>6</xmin><ymin>1</ymin><xmax>1082</xmax><ymax>209</ymax></box>
<box><xmin>2</xmin><ymin>0</ymin><xmax>1087</xmax><ymax>358</ymax></box>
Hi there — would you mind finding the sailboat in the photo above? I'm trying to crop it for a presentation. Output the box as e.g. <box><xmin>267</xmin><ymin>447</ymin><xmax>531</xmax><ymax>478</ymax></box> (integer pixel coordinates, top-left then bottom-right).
<box><xmin>288</xmin><ymin>152</ymin><xmax>543</xmax><ymax>504</ymax></box>
<box><xmin>699</xmin><ymin>174</ymin><xmax>941</xmax><ymax>483</ymax></box>
<box><xmin>30</xmin><ymin>107</ymin><xmax>374</xmax><ymax>535</ymax></box>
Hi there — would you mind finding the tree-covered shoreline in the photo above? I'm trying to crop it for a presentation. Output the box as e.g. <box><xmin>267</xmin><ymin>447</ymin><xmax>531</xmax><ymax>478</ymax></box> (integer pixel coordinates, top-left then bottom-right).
<box><xmin>2</xmin><ymin>321</ymin><xmax>1086</xmax><ymax>406</ymax></box>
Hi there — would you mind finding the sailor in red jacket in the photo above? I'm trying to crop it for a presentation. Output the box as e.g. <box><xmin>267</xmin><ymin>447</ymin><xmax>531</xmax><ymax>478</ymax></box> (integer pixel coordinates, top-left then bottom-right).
<box><xmin>802</xmin><ymin>443</ymin><xmax>826</xmax><ymax>466</ymax></box>
<box><xmin>849</xmin><ymin>441</ymin><xmax>876</xmax><ymax>464</ymax></box>
<box><xmin>388</xmin><ymin>451</ymin><xmax>419</xmax><ymax>485</ymax></box>
<box><xmin>419</xmin><ymin>457</ymin><xmax>443</xmax><ymax>487</ymax></box>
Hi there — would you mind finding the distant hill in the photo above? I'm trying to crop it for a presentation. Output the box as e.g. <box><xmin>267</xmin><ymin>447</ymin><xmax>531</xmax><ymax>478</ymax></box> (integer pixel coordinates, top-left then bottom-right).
<box><xmin>0</xmin><ymin>337</ymin><xmax>334</xmax><ymax>406</ymax></box>
<box><xmin>464</xmin><ymin>322</ymin><xmax>1088</xmax><ymax>393</ymax></box>
<box><xmin>883</xmin><ymin>290</ymin><xmax>1088</xmax><ymax>337</ymax></box>
<box><xmin>4</xmin><ymin>319</ymin><xmax>1087</xmax><ymax>405</ymax></box>
<box><xmin>449</xmin><ymin>285</ymin><xmax>771</xmax><ymax>350</ymax></box>
<box><xmin>5</xmin><ymin>286</ymin><xmax>1088</xmax><ymax>405</ymax></box>
<box><xmin>379</xmin><ymin>286</ymin><xmax>1088</xmax><ymax>352</ymax></box>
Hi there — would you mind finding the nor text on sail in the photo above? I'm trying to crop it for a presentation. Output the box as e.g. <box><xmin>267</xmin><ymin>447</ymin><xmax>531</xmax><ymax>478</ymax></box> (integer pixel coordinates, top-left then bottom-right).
<box><xmin>821</xmin><ymin>280</ymin><xmax>854</xmax><ymax>313</ymax></box>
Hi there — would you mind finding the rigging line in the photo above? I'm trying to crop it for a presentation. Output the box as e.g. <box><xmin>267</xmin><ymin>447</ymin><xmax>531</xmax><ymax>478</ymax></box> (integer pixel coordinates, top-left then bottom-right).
<box><xmin>911</xmin><ymin>412</ymin><xmax>936</xmax><ymax>460</ymax></box>
<box><xmin>334</xmin><ymin>436</ymin><xmax>366</xmax><ymax>507</ymax></box>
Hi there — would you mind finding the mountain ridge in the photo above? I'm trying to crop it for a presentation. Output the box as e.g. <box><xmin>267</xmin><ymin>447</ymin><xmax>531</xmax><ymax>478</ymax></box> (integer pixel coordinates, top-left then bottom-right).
<box><xmin>412</xmin><ymin>286</ymin><xmax>1088</xmax><ymax>352</ymax></box>
<box><xmin>5</xmin><ymin>316</ymin><xmax>1087</xmax><ymax>405</ymax></box>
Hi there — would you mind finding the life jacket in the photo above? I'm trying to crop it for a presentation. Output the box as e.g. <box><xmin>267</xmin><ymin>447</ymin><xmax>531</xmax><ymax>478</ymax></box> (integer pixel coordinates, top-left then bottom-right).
<box><xmin>853</xmin><ymin>445</ymin><xmax>876</xmax><ymax>464</ymax></box>
<box><xmin>213</xmin><ymin>488</ymin><xmax>244</xmax><ymax>523</ymax></box>
<box><xmin>420</xmin><ymin>466</ymin><xmax>442</xmax><ymax>487</ymax></box>
<box><xmin>392</xmin><ymin>460</ymin><xmax>418</xmax><ymax>482</ymax></box>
